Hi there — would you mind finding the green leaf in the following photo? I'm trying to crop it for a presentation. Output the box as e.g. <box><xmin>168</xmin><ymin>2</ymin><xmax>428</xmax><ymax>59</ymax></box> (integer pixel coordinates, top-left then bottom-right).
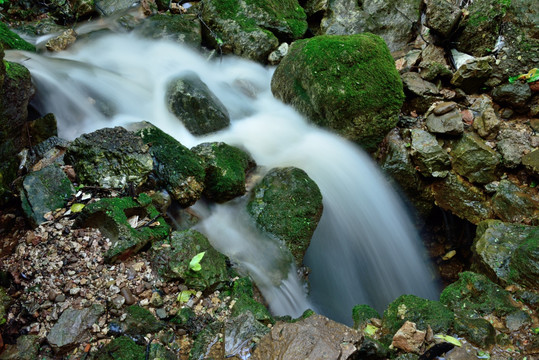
<box><xmin>177</xmin><ymin>290</ymin><xmax>196</xmax><ymax>303</ymax></box>
<box><xmin>189</xmin><ymin>251</ymin><xmax>205</xmax><ymax>272</ymax></box>
<box><xmin>70</xmin><ymin>203</ymin><xmax>85</xmax><ymax>213</ymax></box>
<box><xmin>434</xmin><ymin>334</ymin><xmax>462</xmax><ymax>347</ymax></box>
<box><xmin>364</xmin><ymin>324</ymin><xmax>378</xmax><ymax>337</ymax></box>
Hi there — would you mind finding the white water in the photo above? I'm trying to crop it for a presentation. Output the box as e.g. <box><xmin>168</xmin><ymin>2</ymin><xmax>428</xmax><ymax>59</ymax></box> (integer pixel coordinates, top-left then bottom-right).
<box><xmin>7</xmin><ymin>31</ymin><xmax>439</xmax><ymax>324</ymax></box>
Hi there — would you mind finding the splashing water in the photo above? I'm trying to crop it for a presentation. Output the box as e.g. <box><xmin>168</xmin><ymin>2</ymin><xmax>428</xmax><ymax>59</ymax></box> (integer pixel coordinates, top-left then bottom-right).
<box><xmin>6</xmin><ymin>30</ymin><xmax>439</xmax><ymax>324</ymax></box>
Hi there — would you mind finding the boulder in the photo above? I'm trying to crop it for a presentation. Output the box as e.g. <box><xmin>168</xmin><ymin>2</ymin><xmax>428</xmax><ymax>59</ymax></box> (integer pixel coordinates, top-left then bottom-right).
<box><xmin>410</xmin><ymin>129</ymin><xmax>451</xmax><ymax>178</ymax></box>
<box><xmin>510</xmin><ymin>230</ymin><xmax>539</xmax><ymax>288</ymax></box>
<box><xmin>319</xmin><ymin>0</ymin><xmax>422</xmax><ymax>52</ymax></box>
<box><xmin>201</xmin><ymin>0</ymin><xmax>307</xmax><ymax>62</ymax></box>
<box><xmin>450</xmin><ymin>56</ymin><xmax>492</xmax><ymax>94</ymax></box>
<box><xmin>450</xmin><ymin>132</ymin><xmax>500</xmax><ymax>184</ymax></box>
<box><xmin>425</xmin><ymin>109</ymin><xmax>463</xmax><ymax>135</ymax></box>
<box><xmin>0</xmin><ymin>335</ymin><xmax>40</xmax><ymax>360</ymax></box>
<box><xmin>491</xmin><ymin>82</ymin><xmax>532</xmax><ymax>111</ymax></box>
<box><xmin>452</xmin><ymin>317</ymin><xmax>495</xmax><ymax>348</ymax></box>
<box><xmin>65</xmin><ymin>127</ymin><xmax>153</xmax><ymax>189</ymax></box>
<box><xmin>133</xmin><ymin>13</ymin><xmax>201</xmax><ymax>47</ymax></box>
<box><xmin>151</xmin><ymin>230</ymin><xmax>228</xmax><ymax>291</ymax></box>
<box><xmin>352</xmin><ymin>304</ymin><xmax>380</xmax><ymax>330</ymax></box>
<box><xmin>272</xmin><ymin>34</ymin><xmax>404</xmax><ymax>151</ymax></box>
<box><xmin>230</xmin><ymin>277</ymin><xmax>273</xmax><ymax>322</ymax></box>
<box><xmin>497</xmin><ymin>128</ymin><xmax>532</xmax><ymax>168</ymax></box>
<box><xmin>425</xmin><ymin>0</ymin><xmax>461</xmax><ymax>39</ymax></box>
<box><xmin>391</xmin><ymin>321</ymin><xmax>426</xmax><ymax>354</ymax></box>
<box><xmin>522</xmin><ymin>149</ymin><xmax>539</xmax><ymax>177</ymax></box>
<box><xmin>191</xmin><ymin>142</ymin><xmax>254</xmax><ymax>202</ymax></box>
<box><xmin>135</xmin><ymin>122</ymin><xmax>205</xmax><ymax>207</ymax></box>
<box><xmin>247</xmin><ymin>167</ymin><xmax>323</xmax><ymax>265</ymax></box>
<box><xmin>491</xmin><ymin>180</ymin><xmax>539</xmax><ymax>224</ymax></box>
<box><xmin>166</xmin><ymin>71</ymin><xmax>230</xmax><ymax>136</ymax></box>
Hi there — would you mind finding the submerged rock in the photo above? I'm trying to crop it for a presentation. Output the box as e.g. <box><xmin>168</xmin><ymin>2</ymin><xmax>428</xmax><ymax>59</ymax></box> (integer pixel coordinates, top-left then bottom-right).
<box><xmin>247</xmin><ymin>167</ymin><xmax>323</xmax><ymax>265</ymax></box>
<box><xmin>272</xmin><ymin>33</ymin><xmax>404</xmax><ymax>151</ymax></box>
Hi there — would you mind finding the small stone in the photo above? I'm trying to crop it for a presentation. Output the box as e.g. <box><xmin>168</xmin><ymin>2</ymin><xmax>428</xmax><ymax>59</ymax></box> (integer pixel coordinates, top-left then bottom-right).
<box><xmin>121</xmin><ymin>287</ymin><xmax>136</xmax><ymax>305</ymax></box>
<box><xmin>46</xmin><ymin>29</ymin><xmax>77</xmax><ymax>52</ymax></box>
<box><xmin>48</xmin><ymin>290</ymin><xmax>59</xmax><ymax>301</ymax></box>
<box><xmin>433</xmin><ymin>102</ymin><xmax>457</xmax><ymax>115</ymax></box>
<box><xmin>69</xmin><ymin>287</ymin><xmax>81</xmax><ymax>295</ymax></box>
<box><xmin>150</xmin><ymin>292</ymin><xmax>164</xmax><ymax>307</ymax></box>
<box><xmin>155</xmin><ymin>308</ymin><xmax>168</xmax><ymax>319</ymax></box>
<box><xmin>55</xmin><ymin>294</ymin><xmax>66</xmax><ymax>303</ymax></box>
<box><xmin>140</xmin><ymin>299</ymin><xmax>150</xmax><ymax>306</ymax></box>
<box><xmin>461</xmin><ymin>109</ymin><xmax>474</xmax><ymax>125</ymax></box>
<box><xmin>391</xmin><ymin>321</ymin><xmax>426</xmax><ymax>354</ymax></box>
<box><xmin>112</xmin><ymin>295</ymin><xmax>126</xmax><ymax>309</ymax></box>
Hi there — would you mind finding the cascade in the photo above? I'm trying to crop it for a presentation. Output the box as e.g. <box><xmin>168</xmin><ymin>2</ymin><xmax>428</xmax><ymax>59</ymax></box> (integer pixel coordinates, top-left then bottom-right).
<box><xmin>6</xmin><ymin>31</ymin><xmax>439</xmax><ymax>325</ymax></box>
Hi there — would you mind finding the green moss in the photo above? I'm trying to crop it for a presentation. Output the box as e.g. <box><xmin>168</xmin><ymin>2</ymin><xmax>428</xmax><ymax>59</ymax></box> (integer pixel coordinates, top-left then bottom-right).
<box><xmin>94</xmin><ymin>336</ymin><xmax>145</xmax><ymax>360</ymax></box>
<box><xmin>4</xmin><ymin>61</ymin><xmax>31</xmax><ymax>83</ymax></box>
<box><xmin>230</xmin><ymin>277</ymin><xmax>273</xmax><ymax>323</ymax></box>
<box><xmin>352</xmin><ymin>304</ymin><xmax>380</xmax><ymax>329</ymax></box>
<box><xmin>170</xmin><ymin>307</ymin><xmax>196</xmax><ymax>326</ymax></box>
<box><xmin>509</xmin><ymin>231</ymin><xmax>539</xmax><ymax>288</ymax></box>
<box><xmin>453</xmin><ymin>317</ymin><xmax>495</xmax><ymax>347</ymax></box>
<box><xmin>123</xmin><ymin>305</ymin><xmax>164</xmax><ymax>335</ymax></box>
<box><xmin>0</xmin><ymin>22</ymin><xmax>35</xmax><ymax>51</ymax></box>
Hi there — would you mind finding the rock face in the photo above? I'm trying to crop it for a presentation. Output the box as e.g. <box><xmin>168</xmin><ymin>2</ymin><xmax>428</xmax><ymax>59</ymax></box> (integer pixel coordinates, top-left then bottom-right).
<box><xmin>65</xmin><ymin>127</ymin><xmax>153</xmax><ymax>189</ymax></box>
<box><xmin>247</xmin><ymin>167</ymin><xmax>323</xmax><ymax>265</ymax></box>
<box><xmin>252</xmin><ymin>314</ymin><xmax>363</xmax><ymax>359</ymax></box>
<box><xmin>271</xmin><ymin>34</ymin><xmax>404</xmax><ymax>151</ymax></box>
<box><xmin>201</xmin><ymin>0</ymin><xmax>307</xmax><ymax>62</ymax></box>
<box><xmin>166</xmin><ymin>71</ymin><xmax>230</xmax><ymax>135</ymax></box>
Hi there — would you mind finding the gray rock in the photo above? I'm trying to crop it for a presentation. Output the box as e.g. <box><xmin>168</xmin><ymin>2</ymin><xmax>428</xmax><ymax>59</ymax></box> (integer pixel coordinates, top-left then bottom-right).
<box><xmin>425</xmin><ymin>109</ymin><xmax>464</xmax><ymax>135</ymax></box>
<box><xmin>401</xmin><ymin>72</ymin><xmax>441</xmax><ymax>114</ymax></box>
<box><xmin>425</xmin><ymin>0</ymin><xmax>462</xmax><ymax>38</ymax></box>
<box><xmin>47</xmin><ymin>304</ymin><xmax>104</xmax><ymax>353</ymax></box>
<box><xmin>491</xmin><ymin>180</ymin><xmax>539</xmax><ymax>225</ymax></box>
<box><xmin>410</xmin><ymin>129</ymin><xmax>450</xmax><ymax>178</ymax></box>
<box><xmin>450</xmin><ymin>56</ymin><xmax>493</xmax><ymax>94</ymax></box>
<box><xmin>432</xmin><ymin>101</ymin><xmax>457</xmax><ymax>116</ymax></box>
<box><xmin>450</xmin><ymin>132</ymin><xmax>499</xmax><ymax>184</ymax></box>
<box><xmin>472</xmin><ymin>105</ymin><xmax>500</xmax><ymax>140</ymax></box>
<box><xmin>268</xmin><ymin>42</ymin><xmax>289</xmax><ymax>65</ymax></box>
<box><xmin>166</xmin><ymin>71</ymin><xmax>230</xmax><ymax>136</ymax></box>
<box><xmin>94</xmin><ymin>0</ymin><xmax>138</xmax><ymax>16</ymax></box>
<box><xmin>20</xmin><ymin>165</ymin><xmax>75</xmax><ymax>226</ymax></box>
<box><xmin>522</xmin><ymin>149</ymin><xmax>539</xmax><ymax>177</ymax></box>
<box><xmin>224</xmin><ymin>311</ymin><xmax>270</xmax><ymax>358</ymax></box>
<box><xmin>491</xmin><ymin>82</ymin><xmax>532</xmax><ymax>112</ymax></box>
<box><xmin>497</xmin><ymin>128</ymin><xmax>532</xmax><ymax>168</ymax></box>
<box><xmin>133</xmin><ymin>13</ymin><xmax>201</xmax><ymax>47</ymax></box>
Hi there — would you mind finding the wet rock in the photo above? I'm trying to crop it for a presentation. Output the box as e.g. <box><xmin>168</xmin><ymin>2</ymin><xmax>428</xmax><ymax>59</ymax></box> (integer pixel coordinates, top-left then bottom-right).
<box><xmin>151</xmin><ymin>230</ymin><xmax>228</xmax><ymax>291</ymax></box>
<box><xmin>65</xmin><ymin>127</ymin><xmax>153</xmax><ymax>189</ymax></box>
<box><xmin>190</xmin><ymin>322</ymin><xmax>224</xmax><ymax>359</ymax></box>
<box><xmin>268</xmin><ymin>42</ymin><xmax>289</xmax><ymax>65</ymax></box>
<box><xmin>510</xmin><ymin>230</ymin><xmax>539</xmax><ymax>289</ymax></box>
<box><xmin>230</xmin><ymin>277</ymin><xmax>273</xmax><ymax>322</ymax></box>
<box><xmin>491</xmin><ymin>82</ymin><xmax>532</xmax><ymax>111</ymax></box>
<box><xmin>425</xmin><ymin>0</ymin><xmax>461</xmax><ymax>38</ymax></box>
<box><xmin>247</xmin><ymin>167</ymin><xmax>323</xmax><ymax>266</ymax></box>
<box><xmin>0</xmin><ymin>335</ymin><xmax>40</xmax><ymax>360</ymax></box>
<box><xmin>432</xmin><ymin>172</ymin><xmax>492</xmax><ymax>225</ymax></box>
<box><xmin>272</xmin><ymin>34</ymin><xmax>404</xmax><ymax>151</ymax></box>
<box><xmin>522</xmin><ymin>149</ymin><xmax>539</xmax><ymax>177</ymax></box>
<box><xmin>134</xmin><ymin>122</ymin><xmax>205</xmax><ymax>207</ymax></box>
<box><xmin>491</xmin><ymin>180</ymin><xmax>539</xmax><ymax>224</ymax></box>
<box><xmin>352</xmin><ymin>304</ymin><xmax>380</xmax><ymax>330</ymax></box>
<box><xmin>401</xmin><ymin>72</ymin><xmax>440</xmax><ymax>114</ymax></box>
<box><xmin>93</xmin><ymin>336</ymin><xmax>145</xmax><ymax>359</ymax></box>
<box><xmin>46</xmin><ymin>304</ymin><xmax>104</xmax><ymax>353</ymax></box>
<box><xmin>191</xmin><ymin>142</ymin><xmax>254</xmax><ymax>203</ymax></box>
<box><xmin>410</xmin><ymin>129</ymin><xmax>451</xmax><ymax>178</ymax></box>
<box><xmin>121</xmin><ymin>287</ymin><xmax>136</xmax><ymax>305</ymax></box>
<box><xmin>45</xmin><ymin>29</ymin><xmax>77</xmax><ymax>52</ymax></box>
<box><xmin>469</xmin><ymin>95</ymin><xmax>500</xmax><ymax>139</ymax></box>
<box><xmin>425</xmin><ymin>109</ymin><xmax>463</xmax><ymax>135</ymax></box>
<box><xmin>0</xmin><ymin>22</ymin><xmax>36</xmax><ymax>51</ymax></box>
<box><xmin>444</xmin><ymin>342</ymin><xmax>487</xmax><ymax>360</ymax></box>
<box><xmin>497</xmin><ymin>129</ymin><xmax>532</xmax><ymax>168</ymax></box>
<box><xmin>27</xmin><ymin>113</ymin><xmax>57</xmax><ymax>146</ymax></box>
<box><xmin>252</xmin><ymin>314</ymin><xmax>363</xmax><ymax>359</ymax></box>
<box><xmin>133</xmin><ymin>13</ymin><xmax>201</xmax><ymax>47</ymax></box>
<box><xmin>73</xmin><ymin>193</ymin><xmax>170</xmax><ymax>262</ymax></box>
<box><xmin>450</xmin><ymin>132</ymin><xmax>499</xmax><ymax>184</ymax></box>
<box><xmin>166</xmin><ymin>71</ymin><xmax>230</xmax><ymax>136</ymax></box>
<box><xmin>224</xmin><ymin>311</ymin><xmax>270</xmax><ymax>358</ymax></box>
<box><xmin>356</xmin><ymin>336</ymin><xmax>389</xmax><ymax>359</ymax></box>
<box><xmin>201</xmin><ymin>0</ymin><xmax>307</xmax><ymax>62</ymax></box>
<box><xmin>94</xmin><ymin>0</ymin><xmax>139</xmax><ymax>16</ymax></box>
<box><xmin>20</xmin><ymin>164</ymin><xmax>75</xmax><ymax>226</ymax></box>
<box><xmin>433</xmin><ymin>102</ymin><xmax>457</xmax><ymax>116</ymax></box>
<box><xmin>319</xmin><ymin>0</ymin><xmax>422</xmax><ymax>52</ymax></box>
<box><xmin>391</xmin><ymin>321</ymin><xmax>425</xmax><ymax>354</ymax></box>
<box><xmin>453</xmin><ymin>317</ymin><xmax>495</xmax><ymax>348</ymax></box>
<box><xmin>450</xmin><ymin>57</ymin><xmax>492</xmax><ymax>94</ymax></box>
<box><xmin>120</xmin><ymin>305</ymin><xmax>165</xmax><ymax>337</ymax></box>
<box><xmin>474</xmin><ymin>220</ymin><xmax>538</xmax><ymax>285</ymax></box>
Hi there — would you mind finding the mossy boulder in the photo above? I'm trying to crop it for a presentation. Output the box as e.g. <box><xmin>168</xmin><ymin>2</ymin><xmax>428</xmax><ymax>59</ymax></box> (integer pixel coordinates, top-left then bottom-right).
<box><xmin>190</xmin><ymin>322</ymin><xmax>224</xmax><ymax>360</ymax></box>
<box><xmin>271</xmin><ymin>34</ymin><xmax>404</xmax><ymax>151</ymax></box>
<box><xmin>73</xmin><ymin>193</ymin><xmax>170</xmax><ymax>263</ymax></box>
<box><xmin>510</xmin><ymin>230</ymin><xmax>539</xmax><ymax>288</ymax></box>
<box><xmin>133</xmin><ymin>13</ymin><xmax>202</xmax><ymax>46</ymax></box>
<box><xmin>65</xmin><ymin>127</ymin><xmax>153</xmax><ymax>189</ymax></box>
<box><xmin>453</xmin><ymin>317</ymin><xmax>496</xmax><ymax>348</ymax></box>
<box><xmin>151</xmin><ymin>229</ymin><xmax>228</xmax><ymax>291</ymax></box>
<box><xmin>201</xmin><ymin>0</ymin><xmax>307</xmax><ymax>62</ymax></box>
<box><xmin>0</xmin><ymin>22</ymin><xmax>35</xmax><ymax>51</ymax></box>
<box><xmin>352</xmin><ymin>304</ymin><xmax>380</xmax><ymax>330</ymax></box>
<box><xmin>93</xmin><ymin>336</ymin><xmax>145</xmax><ymax>360</ymax></box>
<box><xmin>247</xmin><ymin>167</ymin><xmax>323</xmax><ymax>266</ymax></box>
<box><xmin>135</xmin><ymin>122</ymin><xmax>205</xmax><ymax>207</ymax></box>
<box><xmin>191</xmin><ymin>142</ymin><xmax>254</xmax><ymax>202</ymax></box>
<box><xmin>230</xmin><ymin>277</ymin><xmax>273</xmax><ymax>323</ymax></box>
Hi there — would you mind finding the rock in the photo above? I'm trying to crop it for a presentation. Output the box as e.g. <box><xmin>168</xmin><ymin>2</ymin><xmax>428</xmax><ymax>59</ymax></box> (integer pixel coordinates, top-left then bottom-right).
<box><xmin>191</xmin><ymin>142</ymin><xmax>254</xmax><ymax>203</ymax></box>
<box><xmin>121</xmin><ymin>287</ymin><xmax>136</xmax><ymax>305</ymax></box>
<box><xmin>190</xmin><ymin>322</ymin><xmax>224</xmax><ymax>359</ymax></box>
<box><xmin>469</xmin><ymin>94</ymin><xmax>500</xmax><ymax>139</ymax></box>
<box><xmin>46</xmin><ymin>304</ymin><xmax>104</xmax><ymax>353</ymax></box>
<box><xmin>474</xmin><ymin>220</ymin><xmax>538</xmax><ymax>285</ymax></box>
<box><xmin>0</xmin><ymin>287</ymin><xmax>12</xmax><ymax>327</ymax></box>
<box><xmin>0</xmin><ymin>22</ymin><xmax>36</xmax><ymax>51</ymax></box>
<box><xmin>65</xmin><ymin>127</ymin><xmax>153</xmax><ymax>189</ymax></box>
<box><xmin>93</xmin><ymin>336</ymin><xmax>145</xmax><ymax>360</ymax></box>
<box><xmin>352</xmin><ymin>304</ymin><xmax>380</xmax><ymax>330</ymax></box>
<box><xmin>391</xmin><ymin>321</ymin><xmax>426</xmax><ymax>354</ymax></box>
<box><xmin>45</xmin><ymin>29</ymin><xmax>77</xmax><ymax>52</ymax></box>
<box><xmin>230</xmin><ymin>277</ymin><xmax>273</xmax><ymax>322</ymax></box>
<box><xmin>201</xmin><ymin>0</ymin><xmax>307</xmax><ymax>62</ymax></box>
<box><xmin>319</xmin><ymin>0</ymin><xmax>422</xmax><ymax>52</ymax></box>
<box><xmin>491</xmin><ymin>82</ymin><xmax>532</xmax><ymax>111</ymax></box>
<box><xmin>453</xmin><ymin>317</ymin><xmax>495</xmax><ymax>348</ymax></box>
<box><xmin>431</xmin><ymin>172</ymin><xmax>492</xmax><ymax>225</ymax></box>
<box><xmin>120</xmin><ymin>305</ymin><xmax>165</xmax><ymax>337</ymax></box>
<box><xmin>510</xmin><ymin>230</ymin><xmax>539</xmax><ymax>288</ymax></box>
<box><xmin>251</xmin><ymin>314</ymin><xmax>363</xmax><ymax>359</ymax></box>
<box><xmin>224</xmin><ymin>311</ymin><xmax>270</xmax><ymax>358</ymax></box>
<box><xmin>433</xmin><ymin>102</ymin><xmax>457</xmax><ymax>116</ymax></box>
<box><xmin>450</xmin><ymin>57</ymin><xmax>492</xmax><ymax>94</ymax></box>
<box><xmin>272</xmin><ymin>34</ymin><xmax>404</xmax><ymax>151</ymax></box>
<box><xmin>94</xmin><ymin>0</ymin><xmax>139</xmax><ymax>16</ymax></box>
<box><xmin>425</xmin><ymin>109</ymin><xmax>464</xmax><ymax>135</ymax></box>
<box><xmin>522</xmin><ymin>149</ymin><xmax>539</xmax><ymax>177</ymax></box>
<box><xmin>491</xmin><ymin>180</ymin><xmax>539</xmax><ymax>224</ymax></box>
<box><xmin>450</xmin><ymin>132</ymin><xmax>499</xmax><ymax>184</ymax></box>
<box><xmin>19</xmin><ymin>165</ymin><xmax>75</xmax><ymax>226</ymax></box>
<box><xmin>133</xmin><ymin>13</ymin><xmax>201</xmax><ymax>47</ymax></box>
<box><xmin>73</xmin><ymin>193</ymin><xmax>170</xmax><ymax>262</ymax></box>
<box><xmin>410</xmin><ymin>129</ymin><xmax>451</xmax><ymax>178</ymax></box>
<box><xmin>0</xmin><ymin>335</ymin><xmax>40</xmax><ymax>360</ymax></box>
<box><xmin>401</xmin><ymin>72</ymin><xmax>440</xmax><ymax>114</ymax></box>
<box><xmin>444</xmin><ymin>342</ymin><xmax>487</xmax><ymax>360</ymax></box>
<box><xmin>268</xmin><ymin>42</ymin><xmax>289</xmax><ymax>65</ymax></box>
<box><xmin>151</xmin><ymin>230</ymin><xmax>228</xmax><ymax>291</ymax></box>
<box><xmin>425</xmin><ymin>0</ymin><xmax>461</xmax><ymax>39</ymax></box>
<box><xmin>355</xmin><ymin>337</ymin><xmax>389</xmax><ymax>359</ymax></box>
<box><xmin>27</xmin><ymin>113</ymin><xmax>57</xmax><ymax>146</ymax></box>
<box><xmin>166</xmin><ymin>71</ymin><xmax>230</xmax><ymax>135</ymax></box>
<box><xmin>247</xmin><ymin>167</ymin><xmax>323</xmax><ymax>266</ymax></box>
<box><xmin>150</xmin><ymin>292</ymin><xmax>163</xmax><ymax>307</ymax></box>
<box><xmin>134</xmin><ymin>122</ymin><xmax>205</xmax><ymax>207</ymax></box>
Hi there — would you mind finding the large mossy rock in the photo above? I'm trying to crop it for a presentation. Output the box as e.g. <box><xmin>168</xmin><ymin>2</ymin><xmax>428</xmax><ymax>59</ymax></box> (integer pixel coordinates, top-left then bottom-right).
<box><xmin>247</xmin><ymin>167</ymin><xmax>323</xmax><ymax>265</ymax></box>
<box><xmin>151</xmin><ymin>229</ymin><xmax>228</xmax><ymax>291</ymax></box>
<box><xmin>73</xmin><ymin>193</ymin><xmax>170</xmax><ymax>263</ymax></box>
<box><xmin>135</xmin><ymin>122</ymin><xmax>205</xmax><ymax>207</ymax></box>
<box><xmin>0</xmin><ymin>22</ymin><xmax>36</xmax><ymax>51</ymax></box>
<box><xmin>201</xmin><ymin>0</ymin><xmax>307</xmax><ymax>62</ymax></box>
<box><xmin>166</xmin><ymin>71</ymin><xmax>230</xmax><ymax>136</ymax></box>
<box><xmin>133</xmin><ymin>13</ymin><xmax>202</xmax><ymax>46</ymax></box>
<box><xmin>230</xmin><ymin>277</ymin><xmax>273</xmax><ymax>322</ymax></box>
<box><xmin>191</xmin><ymin>142</ymin><xmax>254</xmax><ymax>203</ymax></box>
<box><xmin>509</xmin><ymin>229</ymin><xmax>539</xmax><ymax>289</ymax></box>
<box><xmin>271</xmin><ymin>34</ymin><xmax>404</xmax><ymax>151</ymax></box>
<box><xmin>65</xmin><ymin>127</ymin><xmax>153</xmax><ymax>189</ymax></box>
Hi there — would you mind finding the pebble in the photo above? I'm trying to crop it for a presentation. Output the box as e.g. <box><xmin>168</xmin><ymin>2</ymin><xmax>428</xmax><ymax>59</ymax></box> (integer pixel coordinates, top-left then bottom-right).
<box><xmin>461</xmin><ymin>109</ymin><xmax>474</xmax><ymax>125</ymax></box>
<box><xmin>111</xmin><ymin>294</ymin><xmax>125</xmax><ymax>309</ymax></box>
<box><xmin>155</xmin><ymin>308</ymin><xmax>168</xmax><ymax>319</ymax></box>
<box><xmin>433</xmin><ymin>101</ymin><xmax>458</xmax><ymax>115</ymax></box>
<box><xmin>48</xmin><ymin>290</ymin><xmax>59</xmax><ymax>301</ymax></box>
<box><xmin>69</xmin><ymin>287</ymin><xmax>81</xmax><ymax>295</ymax></box>
<box><xmin>140</xmin><ymin>299</ymin><xmax>150</xmax><ymax>306</ymax></box>
<box><xmin>55</xmin><ymin>294</ymin><xmax>66</xmax><ymax>303</ymax></box>
<box><xmin>150</xmin><ymin>292</ymin><xmax>164</xmax><ymax>307</ymax></box>
<box><xmin>121</xmin><ymin>287</ymin><xmax>137</xmax><ymax>305</ymax></box>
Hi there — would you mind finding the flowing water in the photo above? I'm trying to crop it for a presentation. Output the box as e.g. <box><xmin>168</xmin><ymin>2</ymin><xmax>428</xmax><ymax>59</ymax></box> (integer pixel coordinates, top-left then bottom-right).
<box><xmin>6</xmin><ymin>29</ymin><xmax>439</xmax><ymax>325</ymax></box>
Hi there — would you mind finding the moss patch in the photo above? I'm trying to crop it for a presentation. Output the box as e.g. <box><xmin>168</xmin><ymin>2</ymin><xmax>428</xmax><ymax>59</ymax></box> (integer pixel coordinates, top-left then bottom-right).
<box><xmin>0</xmin><ymin>22</ymin><xmax>36</xmax><ymax>51</ymax></box>
<box><xmin>230</xmin><ymin>277</ymin><xmax>273</xmax><ymax>323</ymax></box>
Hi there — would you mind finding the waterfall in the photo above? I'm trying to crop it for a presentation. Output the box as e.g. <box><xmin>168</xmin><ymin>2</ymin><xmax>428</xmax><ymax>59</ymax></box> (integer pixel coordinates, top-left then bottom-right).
<box><xmin>6</xmin><ymin>32</ymin><xmax>439</xmax><ymax>324</ymax></box>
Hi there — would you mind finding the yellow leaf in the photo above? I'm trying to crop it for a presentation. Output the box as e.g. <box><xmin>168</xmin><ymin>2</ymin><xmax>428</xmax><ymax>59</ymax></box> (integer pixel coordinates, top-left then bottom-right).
<box><xmin>70</xmin><ymin>203</ymin><xmax>85</xmax><ymax>213</ymax></box>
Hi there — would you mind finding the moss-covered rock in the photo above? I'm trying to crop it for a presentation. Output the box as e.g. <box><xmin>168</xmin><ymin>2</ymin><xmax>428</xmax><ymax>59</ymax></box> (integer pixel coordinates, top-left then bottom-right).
<box><xmin>27</xmin><ymin>113</ymin><xmax>57</xmax><ymax>146</ymax></box>
<box><xmin>510</xmin><ymin>230</ymin><xmax>539</xmax><ymax>288</ymax></box>
<box><xmin>135</xmin><ymin>122</ymin><xmax>205</xmax><ymax>207</ymax></box>
<box><xmin>74</xmin><ymin>193</ymin><xmax>170</xmax><ymax>263</ymax></box>
<box><xmin>491</xmin><ymin>180</ymin><xmax>539</xmax><ymax>225</ymax></box>
<box><xmin>453</xmin><ymin>317</ymin><xmax>496</xmax><ymax>348</ymax></box>
<box><xmin>230</xmin><ymin>277</ymin><xmax>273</xmax><ymax>323</ymax></box>
<box><xmin>352</xmin><ymin>304</ymin><xmax>380</xmax><ymax>330</ymax></box>
<box><xmin>93</xmin><ymin>336</ymin><xmax>145</xmax><ymax>360</ymax></box>
<box><xmin>0</xmin><ymin>286</ymin><xmax>11</xmax><ymax>325</ymax></box>
<box><xmin>450</xmin><ymin>132</ymin><xmax>500</xmax><ymax>184</ymax></box>
<box><xmin>121</xmin><ymin>305</ymin><xmax>165</xmax><ymax>336</ymax></box>
<box><xmin>191</xmin><ymin>142</ymin><xmax>254</xmax><ymax>202</ymax></box>
<box><xmin>190</xmin><ymin>321</ymin><xmax>224</xmax><ymax>360</ymax></box>
<box><xmin>151</xmin><ymin>229</ymin><xmax>228</xmax><ymax>291</ymax></box>
<box><xmin>247</xmin><ymin>167</ymin><xmax>323</xmax><ymax>266</ymax></box>
<box><xmin>0</xmin><ymin>22</ymin><xmax>35</xmax><ymax>51</ymax></box>
<box><xmin>271</xmin><ymin>34</ymin><xmax>404</xmax><ymax>151</ymax></box>
<box><xmin>133</xmin><ymin>13</ymin><xmax>201</xmax><ymax>46</ymax></box>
